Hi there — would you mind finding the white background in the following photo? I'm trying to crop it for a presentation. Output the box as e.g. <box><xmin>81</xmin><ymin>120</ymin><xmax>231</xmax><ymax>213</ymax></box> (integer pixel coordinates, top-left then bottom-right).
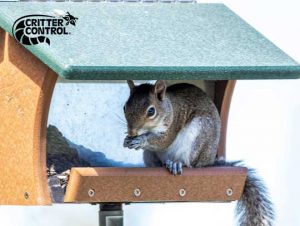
<box><xmin>1</xmin><ymin>0</ymin><xmax>300</xmax><ymax>226</ymax></box>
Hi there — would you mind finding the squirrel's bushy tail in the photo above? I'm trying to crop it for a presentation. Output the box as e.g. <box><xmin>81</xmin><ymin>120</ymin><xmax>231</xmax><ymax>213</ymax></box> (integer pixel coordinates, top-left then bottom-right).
<box><xmin>213</xmin><ymin>160</ymin><xmax>275</xmax><ymax>226</ymax></box>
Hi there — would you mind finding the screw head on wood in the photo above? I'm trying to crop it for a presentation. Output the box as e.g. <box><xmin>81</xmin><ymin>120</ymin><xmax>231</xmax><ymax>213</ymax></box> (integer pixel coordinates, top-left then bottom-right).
<box><xmin>24</xmin><ymin>192</ymin><xmax>29</xmax><ymax>199</ymax></box>
<box><xmin>179</xmin><ymin>188</ymin><xmax>186</xmax><ymax>197</ymax></box>
<box><xmin>134</xmin><ymin>188</ymin><xmax>141</xmax><ymax>197</ymax></box>
<box><xmin>226</xmin><ymin>188</ymin><xmax>233</xmax><ymax>197</ymax></box>
<box><xmin>88</xmin><ymin>189</ymin><xmax>95</xmax><ymax>197</ymax></box>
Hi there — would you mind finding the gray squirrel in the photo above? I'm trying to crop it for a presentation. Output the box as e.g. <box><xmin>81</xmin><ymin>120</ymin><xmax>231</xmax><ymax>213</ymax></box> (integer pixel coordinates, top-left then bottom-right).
<box><xmin>123</xmin><ymin>80</ymin><xmax>274</xmax><ymax>226</ymax></box>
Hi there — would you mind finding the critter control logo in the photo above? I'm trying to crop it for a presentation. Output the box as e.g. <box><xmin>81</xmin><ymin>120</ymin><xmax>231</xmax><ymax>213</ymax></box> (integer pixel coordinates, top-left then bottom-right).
<box><xmin>12</xmin><ymin>12</ymin><xmax>78</xmax><ymax>46</ymax></box>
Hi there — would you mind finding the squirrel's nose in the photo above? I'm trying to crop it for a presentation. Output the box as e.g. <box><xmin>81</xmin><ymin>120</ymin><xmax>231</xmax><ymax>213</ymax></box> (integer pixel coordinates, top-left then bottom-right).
<box><xmin>128</xmin><ymin>129</ymin><xmax>138</xmax><ymax>137</ymax></box>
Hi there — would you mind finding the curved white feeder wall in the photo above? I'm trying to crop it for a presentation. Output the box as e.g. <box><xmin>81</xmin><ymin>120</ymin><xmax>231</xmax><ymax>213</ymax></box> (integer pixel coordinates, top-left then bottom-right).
<box><xmin>48</xmin><ymin>81</ymin><xmax>144</xmax><ymax>166</ymax></box>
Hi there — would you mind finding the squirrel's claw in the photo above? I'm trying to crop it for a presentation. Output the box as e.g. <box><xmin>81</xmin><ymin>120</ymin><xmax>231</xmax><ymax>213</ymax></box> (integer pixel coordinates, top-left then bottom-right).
<box><xmin>165</xmin><ymin>160</ymin><xmax>183</xmax><ymax>176</ymax></box>
<box><xmin>177</xmin><ymin>162</ymin><xmax>183</xmax><ymax>175</ymax></box>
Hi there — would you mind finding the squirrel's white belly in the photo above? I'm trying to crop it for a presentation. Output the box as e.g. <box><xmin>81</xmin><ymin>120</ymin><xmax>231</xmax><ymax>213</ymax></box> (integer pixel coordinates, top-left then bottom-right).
<box><xmin>156</xmin><ymin>117</ymin><xmax>202</xmax><ymax>167</ymax></box>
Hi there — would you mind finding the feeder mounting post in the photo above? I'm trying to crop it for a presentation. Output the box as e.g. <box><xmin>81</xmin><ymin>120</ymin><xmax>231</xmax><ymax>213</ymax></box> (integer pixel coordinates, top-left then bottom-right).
<box><xmin>99</xmin><ymin>203</ymin><xmax>124</xmax><ymax>226</ymax></box>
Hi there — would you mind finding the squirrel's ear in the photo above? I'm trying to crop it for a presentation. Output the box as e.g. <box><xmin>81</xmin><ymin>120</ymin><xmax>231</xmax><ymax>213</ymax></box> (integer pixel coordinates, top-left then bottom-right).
<box><xmin>154</xmin><ymin>80</ymin><xmax>166</xmax><ymax>101</ymax></box>
<box><xmin>127</xmin><ymin>80</ymin><xmax>135</xmax><ymax>93</ymax></box>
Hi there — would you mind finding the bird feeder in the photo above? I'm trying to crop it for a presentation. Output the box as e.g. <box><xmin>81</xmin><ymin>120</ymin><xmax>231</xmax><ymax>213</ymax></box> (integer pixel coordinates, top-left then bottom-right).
<box><xmin>0</xmin><ymin>2</ymin><xmax>299</xmax><ymax>209</ymax></box>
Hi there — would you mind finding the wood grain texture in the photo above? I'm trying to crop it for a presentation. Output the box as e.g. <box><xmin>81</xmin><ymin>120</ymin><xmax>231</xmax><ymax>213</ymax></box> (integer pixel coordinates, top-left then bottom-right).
<box><xmin>215</xmin><ymin>80</ymin><xmax>236</xmax><ymax>160</ymax></box>
<box><xmin>65</xmin><ymin>167</ymin><xmax>247</xmax><ymax>203</ymax></box>
<box><xmin>0</xmin><ymin>28</ymin><xmax>4</xmax><ymax>63</ymax></box>
<box><xmin>0</xmin><ymin>29</ymin><xmax>57</xmax><ymax>205</ymax></box>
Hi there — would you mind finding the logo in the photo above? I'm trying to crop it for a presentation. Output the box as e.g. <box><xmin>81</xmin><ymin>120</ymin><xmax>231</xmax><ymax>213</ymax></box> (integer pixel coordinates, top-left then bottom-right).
<box><xmin>12</xmin><ymin>12</ymin><xmax>78</xmax><ymax>46</ymax></box>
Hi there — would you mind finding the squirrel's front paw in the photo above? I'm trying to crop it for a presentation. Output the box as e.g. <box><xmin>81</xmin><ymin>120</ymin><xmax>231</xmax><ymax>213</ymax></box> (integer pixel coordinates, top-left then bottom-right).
<box><xmin>123</xmin><ymin>135</ymin><xmax>146</xmax><ymax>150</ymax></box>
<box><xmin>165</xmin><ymin>160</ymin><xmax>183</xmax><ymax>176</ymax></box>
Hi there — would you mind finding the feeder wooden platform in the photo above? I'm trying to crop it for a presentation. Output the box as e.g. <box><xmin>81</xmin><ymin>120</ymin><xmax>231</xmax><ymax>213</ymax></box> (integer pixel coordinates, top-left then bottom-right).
<box><xmin>65</xmin><ymin>167</ymin><xmax>247</xmax><ymax>203</ymax></box>
<box><xmin>0</xmin><ymin>3</ymin><xmax>299</xmax><ymax>205</ymax></box>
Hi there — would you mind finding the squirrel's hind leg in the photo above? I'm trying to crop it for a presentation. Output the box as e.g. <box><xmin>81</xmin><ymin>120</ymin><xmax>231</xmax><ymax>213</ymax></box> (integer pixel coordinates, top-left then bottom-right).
<box><xmin>192</xmin><ymin>140</ymin><xmax>218</xmax><ymax>167</ymax></box>
<box><xmin>188</xmin><ymin>116</ymin><xmax>220</xmax><ymax>167</ymax></box>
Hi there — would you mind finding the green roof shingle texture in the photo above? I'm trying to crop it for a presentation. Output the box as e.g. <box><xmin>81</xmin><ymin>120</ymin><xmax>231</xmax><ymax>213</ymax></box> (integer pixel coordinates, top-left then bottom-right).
<box><xmin>0</xmin><ymin>3</ymin><xmax>299</xmax><ymax>80</ymax></box>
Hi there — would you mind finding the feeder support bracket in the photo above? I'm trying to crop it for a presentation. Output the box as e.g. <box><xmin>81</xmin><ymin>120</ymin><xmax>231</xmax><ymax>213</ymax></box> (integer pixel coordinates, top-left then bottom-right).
<box><xmin>99</xmin><ymin>203</ymin><xmax>124</xmax><ymax>226</ymax></box>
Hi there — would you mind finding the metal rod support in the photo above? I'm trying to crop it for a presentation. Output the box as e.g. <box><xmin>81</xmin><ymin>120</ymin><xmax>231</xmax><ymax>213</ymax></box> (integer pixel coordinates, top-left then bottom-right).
<box><xmin>99</xmin><ymin>203</ymin><xmax>123</xmax><ymax>226</ymax></box>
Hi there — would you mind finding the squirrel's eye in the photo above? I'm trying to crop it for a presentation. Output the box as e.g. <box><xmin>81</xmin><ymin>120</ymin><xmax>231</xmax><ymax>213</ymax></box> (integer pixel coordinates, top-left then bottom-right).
<box><xmin>147</xmin><ymin>106</ymin><xmax>156</xmax><ymax>118</ymax></box>
<box><xmin>123</xmin><ymin>106</ymin><xmax>126</xmax><ymax>112</ymax></box>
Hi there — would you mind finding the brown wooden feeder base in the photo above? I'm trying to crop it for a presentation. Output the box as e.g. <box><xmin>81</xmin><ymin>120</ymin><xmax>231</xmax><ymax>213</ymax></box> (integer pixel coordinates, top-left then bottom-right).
<box><xmin>64</xmin><ymin>167</ymin><xmax>247</xmax><ymax>203</ymax></box>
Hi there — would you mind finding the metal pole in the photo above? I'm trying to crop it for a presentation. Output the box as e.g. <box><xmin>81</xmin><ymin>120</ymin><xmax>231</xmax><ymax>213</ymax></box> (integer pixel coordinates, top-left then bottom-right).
<box><xmin>99</xmin><ymin>203</ymin><xmax>123</xmax><ymax>226</ymax></box>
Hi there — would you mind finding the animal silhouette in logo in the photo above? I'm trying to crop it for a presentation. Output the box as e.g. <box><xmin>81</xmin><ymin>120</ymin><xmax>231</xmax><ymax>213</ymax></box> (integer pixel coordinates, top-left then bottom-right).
<box><xmin>63</xmin><ymin>12</ymin><xmax>78</xmax><ymax>26</ymax></box>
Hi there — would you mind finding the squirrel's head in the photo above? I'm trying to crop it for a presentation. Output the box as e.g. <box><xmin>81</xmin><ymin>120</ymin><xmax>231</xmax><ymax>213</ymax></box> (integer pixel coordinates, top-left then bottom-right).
<box><xmin>124</xmin><ymin>80</ymin><xmax>171</xmax><ymax>137</ymax></box>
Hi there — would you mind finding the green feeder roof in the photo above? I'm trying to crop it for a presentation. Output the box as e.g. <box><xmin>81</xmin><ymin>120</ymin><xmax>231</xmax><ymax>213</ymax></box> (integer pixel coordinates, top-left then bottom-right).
<box><xmin>0</xmin><ymin>2</ymin><xmax>299</xmax><ymax>80</ymax></box>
